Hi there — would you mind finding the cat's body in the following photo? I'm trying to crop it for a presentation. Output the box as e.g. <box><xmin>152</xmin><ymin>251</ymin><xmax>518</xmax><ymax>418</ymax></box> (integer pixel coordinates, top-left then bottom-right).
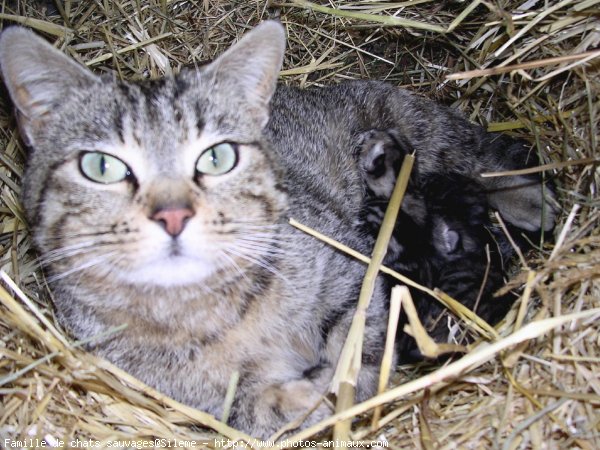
<box><xmin>0</xmin><ymin>22</ymin><xmax>556</xmax><ymax>437</ymax></box>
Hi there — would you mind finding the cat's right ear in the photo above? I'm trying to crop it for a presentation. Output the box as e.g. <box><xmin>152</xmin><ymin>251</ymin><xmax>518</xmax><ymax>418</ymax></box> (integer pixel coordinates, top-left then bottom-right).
<box><xmin>206</xmin><ymin>21</ymin><xmax>285</xmax><ymax>127</ymax></box>
<box><xmin>0</xmin><ymin>27</ymin><xmax>99</xmax><ymax>144</ymax></box>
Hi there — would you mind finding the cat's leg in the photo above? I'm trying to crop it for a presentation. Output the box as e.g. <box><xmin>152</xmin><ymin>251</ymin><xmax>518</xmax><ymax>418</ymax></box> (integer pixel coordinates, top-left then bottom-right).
<box><xmin>414</xmin><ymin>127</ymin><xmax>557</xmax><ymax>233</ymax></box>
<box><xmin>477</xmin><ymin>133</ymin><xmax>558</xmax><ymax>232</ymax></box>
<box><xmin>228</xmin><ymin>374</ymin><xmax>332</xmax><ymax>439</ymax></box>
<box><xmin>321</xmin><ymin>284</ymin><xmax>390</xmax><ymax>403</ymax></box>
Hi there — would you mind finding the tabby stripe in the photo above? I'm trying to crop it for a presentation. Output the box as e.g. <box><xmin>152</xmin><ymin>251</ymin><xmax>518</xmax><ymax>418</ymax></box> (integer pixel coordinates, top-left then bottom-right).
<box><xmin>192</xmin><ymin>263</ymin><xmax>274</xmax><ymax>348</ymax></box>
<box><xmin>239</xmin><ymin>191</ymin><xmax>275</xmax><ymax>218</ymax></box>
<box><xmin>318</xmin><ymin>280</ymin><xmax>361</xmax><ymax>341</ymax></box>
<box><xmin>35</xmin><ymin>159</ymin><xmax>74</xmax><ymax>229</ymax></box>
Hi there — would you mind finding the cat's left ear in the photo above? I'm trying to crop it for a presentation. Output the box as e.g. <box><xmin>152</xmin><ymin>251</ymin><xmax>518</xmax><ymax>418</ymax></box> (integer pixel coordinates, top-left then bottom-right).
<box><xmin>206</xmin><ymin>21</ymin><xmax>285</xmax><ymax>127</ymax></box>
<box><xmin>0</xmin><ymin>27</ymin><xmax>99</xmax><ymax>144</ymax></box>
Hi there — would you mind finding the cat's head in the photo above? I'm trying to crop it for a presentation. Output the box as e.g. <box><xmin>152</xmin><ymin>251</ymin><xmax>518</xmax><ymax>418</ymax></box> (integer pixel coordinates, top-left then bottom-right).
<box><xmin>0</xmin><ymin>21</ymin><xmax>289</xmax><ymax>287</ymax></box>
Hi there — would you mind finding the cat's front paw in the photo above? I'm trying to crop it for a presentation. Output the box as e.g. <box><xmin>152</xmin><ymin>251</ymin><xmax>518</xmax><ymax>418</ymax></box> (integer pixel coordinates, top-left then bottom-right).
<box><xmin>262</xmin><ymin>379</ymin><xmax>331</xmax><ymax>429</ymax></box>
<box><xmin>231</xmin><ymin>379</ymin><xmax>331</xmax><ymax>439</ymax></box>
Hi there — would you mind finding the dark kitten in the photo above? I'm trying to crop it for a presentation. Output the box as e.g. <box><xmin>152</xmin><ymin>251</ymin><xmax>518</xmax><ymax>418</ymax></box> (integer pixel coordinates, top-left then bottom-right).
<box><xmin>357</xmin><ymin>130</ymin><xmax>516</xmax><ymax>361</ymax></box>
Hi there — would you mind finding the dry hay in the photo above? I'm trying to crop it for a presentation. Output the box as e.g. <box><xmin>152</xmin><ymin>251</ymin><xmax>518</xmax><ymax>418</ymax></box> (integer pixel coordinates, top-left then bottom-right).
<box><xmin>0</xmin><ymin>0</ymin><xmax>599</xmax><ymax>448</ymax></box>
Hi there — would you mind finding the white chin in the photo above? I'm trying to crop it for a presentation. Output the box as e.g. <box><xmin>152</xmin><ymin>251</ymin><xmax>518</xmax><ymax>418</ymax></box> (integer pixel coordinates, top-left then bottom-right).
<box><xmin>122</xmin><ymin>256</ymin><xmax>216</xmax><ymax>287</ymax></box>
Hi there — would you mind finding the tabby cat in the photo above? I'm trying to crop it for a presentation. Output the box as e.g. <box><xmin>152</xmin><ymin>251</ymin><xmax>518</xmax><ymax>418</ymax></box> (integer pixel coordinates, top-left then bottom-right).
<box><xmin>0</xmin><ymin>21</ymin><xmax>556</xmax><ymax>437</ymax></box>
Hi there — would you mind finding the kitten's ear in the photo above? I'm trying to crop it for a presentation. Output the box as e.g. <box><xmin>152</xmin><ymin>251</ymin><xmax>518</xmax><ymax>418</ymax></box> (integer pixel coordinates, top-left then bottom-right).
<box><xmin>0</xmin><ymin>27</ymin><xmax>99</xmax><ymax>143</ymax></box>
<box><xmin>207</xmin><ymin>21</ymin><xmax>285</xmax><ymax>125</ymax></box>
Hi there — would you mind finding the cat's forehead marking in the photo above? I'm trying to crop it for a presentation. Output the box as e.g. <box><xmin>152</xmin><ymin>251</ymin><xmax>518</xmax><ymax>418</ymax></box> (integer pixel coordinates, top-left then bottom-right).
<box><xmin>114</xmin><ymin>79</ymin><xmax>189</xmax><ymax>146</ymax></box>
<box><xmin>110</xmin><ymin>75</ymin><xmax>259</xmax><ymax>179</ymax></box>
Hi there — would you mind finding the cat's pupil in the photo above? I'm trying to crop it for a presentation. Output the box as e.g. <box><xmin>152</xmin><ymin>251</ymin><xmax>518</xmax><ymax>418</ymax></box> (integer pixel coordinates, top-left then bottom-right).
<box><xmin>99</xmin><ymin>155</ymin><xmax>107</xmax><ymax>175</ymax></box>
<box><xmin>210</xmin><ymin>149</ymin><xmax>218</xmax><ymax>167</ymax></box>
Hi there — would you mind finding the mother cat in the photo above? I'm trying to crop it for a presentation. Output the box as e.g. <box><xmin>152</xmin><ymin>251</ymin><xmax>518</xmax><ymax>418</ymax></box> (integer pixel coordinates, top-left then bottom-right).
<box><xmin>0</xmin><ymin>21</ymin><xmax>554</xmax><ymax>437</ymax></box>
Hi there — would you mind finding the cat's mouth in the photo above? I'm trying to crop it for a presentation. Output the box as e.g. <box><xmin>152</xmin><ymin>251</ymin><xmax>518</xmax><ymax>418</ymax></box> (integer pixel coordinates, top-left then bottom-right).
<box><xmin>112</xmin><ymin>238</ymin><xmax>219</xmax><ymax>286</ymax></box>
<box><xmin>122</xmin><ymin>253</ymin><xmax>217</xmax><ymax>287</ymax></box>
<box><xmin>168</xmin><ymin>241</ymin><xmax>184</xmax><ymax>257</ymax></box>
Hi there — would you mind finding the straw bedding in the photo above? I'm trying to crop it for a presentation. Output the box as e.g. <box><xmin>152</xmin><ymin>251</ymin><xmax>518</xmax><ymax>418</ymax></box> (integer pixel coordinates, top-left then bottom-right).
<box><xmin>0</xmin><ymin>0</ymin><xmax>598</xmax><ymax>448</ymax></box>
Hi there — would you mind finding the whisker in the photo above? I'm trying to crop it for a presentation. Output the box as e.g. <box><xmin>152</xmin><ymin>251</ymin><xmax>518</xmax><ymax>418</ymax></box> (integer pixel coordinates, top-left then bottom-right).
<box><xmin>215</xmin><ymin>250</ymin><xmax>250</xmax><ymax>283</ymax></box>
<box><xmin>222</xmin><ymin>245</ymin><xmax>292</xmax><ymax>289</ymax></box>
<box><xmin>232</xmin><ymin>242</ymin><xmax>287</xmax><ymax>257</ymax></box>
<box><xmin>46</xmin><ymin>251</ymin><xmax>120</xmax><ymax>283</ymax></box>
<box><xmin>40</xmin><ymin>244</ymin><xmax>103</xmax><ymax>262</ymax></box>
<box><xmin>40</xmin><ymin>228</ymin><xmax>122</xmax><ymax>242</ymax></box>
<box><xmin>37</xmin><ymin>239</ymin><xmax>130</xmax><ymax>266</ymax></box>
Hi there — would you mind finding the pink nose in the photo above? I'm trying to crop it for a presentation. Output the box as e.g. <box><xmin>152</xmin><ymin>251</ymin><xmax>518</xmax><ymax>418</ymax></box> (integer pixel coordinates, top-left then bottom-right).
<box><xmin>151</xmin><ymin>207</ymin><xmax>195</xmax><ymax>237</ymax></box>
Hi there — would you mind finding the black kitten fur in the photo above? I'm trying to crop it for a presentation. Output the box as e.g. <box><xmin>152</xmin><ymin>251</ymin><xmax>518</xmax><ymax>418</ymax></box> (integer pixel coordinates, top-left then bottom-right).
<box><xmin>357</xmin><ymin>130</ymin><xmax>515</xmax><ymax>362</ymax></box>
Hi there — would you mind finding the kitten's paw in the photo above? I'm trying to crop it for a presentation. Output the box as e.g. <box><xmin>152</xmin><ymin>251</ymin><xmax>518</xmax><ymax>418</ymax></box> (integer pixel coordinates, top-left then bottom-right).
<box><xmin>488</xmin><ymin>179</ymin><xmax>559</xmax><ymax>231</ymax></box>
<box><xmin>356</xmin><ymin>130</ymin><xmax>404</xmax><ymax>198</ymax></box>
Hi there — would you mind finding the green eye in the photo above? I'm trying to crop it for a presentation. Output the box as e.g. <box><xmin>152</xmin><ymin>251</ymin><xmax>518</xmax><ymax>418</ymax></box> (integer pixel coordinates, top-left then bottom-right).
<box><xmin>196</xmin><ymin>143</ymin><xmax>238</xmax><ymax>176</ymax></box>
<box><xmin>80</xmin><ymin>152</ymin><xmax>131</xmax><ymax>184</ymax></box>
